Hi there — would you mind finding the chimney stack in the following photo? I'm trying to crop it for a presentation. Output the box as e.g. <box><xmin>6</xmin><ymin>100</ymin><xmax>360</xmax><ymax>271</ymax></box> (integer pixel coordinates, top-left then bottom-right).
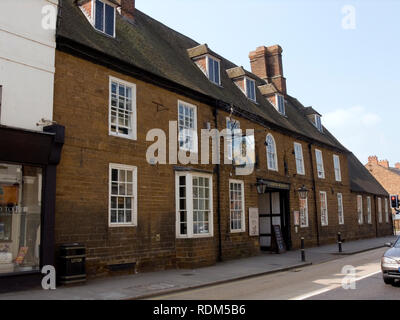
<box><xmin>368</xmin><ymin>155</ymin><xmax>378</xmax><ymax>165</ymax></box>
<box><xmin>395</xmin><ymin>163</ymin><xmax>400</xmax><ymax>169</ymax></box>
<box><xmin>249</xmin><ymin>45</ymin><xmax>287</xmax><ymax>94</ymax></box>
<box><xmin>121</xmin><ymin>0</ymin><xmax>135</xmax><ymax>22</ymax></box>
<box><xmin>379</xmin><ymin>159</ymin><xmax>389</xmax><ymax>168</ymax></box>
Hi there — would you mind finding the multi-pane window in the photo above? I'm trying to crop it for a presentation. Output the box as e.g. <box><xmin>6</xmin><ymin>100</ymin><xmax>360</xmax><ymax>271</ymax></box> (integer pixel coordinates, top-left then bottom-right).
<box><xmin>266</xmin><ymin>134</ymin><xmax>278</xmax><ymax>171</ymax></box>
<box><xmin>245</xmin><ymin>78</ymin><xmax>256</xmax><ymax>102</ymax></box>
<box><xmin>94</xmin><ymin>0</ymin><xmax>115</xmax><ymax>37</ymax></box>
<box><xmin>378</xmin><ymin>197</ymin><xmax>382</xmax><ymax>223</ymax></box>
<box><xmin>337</xmin><ymin>193</ymin><xmax>344</xmax><ymax>225</ymax></box>
<box><xmin>207</xmin><ymin>56</ymin><xmax>220</xmax><ymax>85</ymax></box>
<box><xmin>367</xmin><ymin>196</ymin><xmax>372</xmax><ymax>224</ymax></box>
<box><xmin>110</xmin><ymin>77</ymin><xmax>136</xmax><ymax>139</ymax></box>
<box><xmin>320</xmin><ymin>191</ymin><xmax>328</xmax><ymax>226</ymax></box>
<box><xmin>294</xmin><ymin>142</ymin><xmax>305</xmax><ymax>175</ymax></box>
<box><xmin>315</xmin><ymin>114</ymin><xmax>323</xmax><ymax>132</ymax></box>
<box><xmin>276</xmin><ymin>94</ymin><xmax>286</xmax><ymax>115</ymax></box>
<box><xmin>176</xmin><ymin>173</ymin><xmax>213</xmax><ymax>238</ymax></box>
<box><xmin>178</xmin><ymin>101</ymin><xmax>197</xmax><ymax>152</ymax></box>
<box><xmin>357</xmin><ymin>195</ymin><xmax>363</xmax><ymax>225</ymax></box>
<box><xmin>299</xmin><ymin>198</ymin><xmax>308</xmax><ymax>228</ymax></box>
<box><xmin>315</xmin><ymin>149</ymin><xmax>325</xmax><ymax>179</ymax></box>
<box><xmin>109</xmin><ymin>164</ymin><xmax>137</xmax><ymax>226</ymax></box>
<box><xmin>229</xmin><ymin>180</ymin><xmax>245</xmax><ymax>232</ymax></box>
<box><xmin>333</xmin><ymin>155</ymin><xmax>341</xmax><ymax>182</ymax></box>
<box><xmin>385</xmin><ymin>198</ymin><xmax>389</xmax><ymax>223</ymax></box>
<box><xmin>226</xmin><ymin>118</ymin><xmax>240</xmax><ymax>161</ymax></box>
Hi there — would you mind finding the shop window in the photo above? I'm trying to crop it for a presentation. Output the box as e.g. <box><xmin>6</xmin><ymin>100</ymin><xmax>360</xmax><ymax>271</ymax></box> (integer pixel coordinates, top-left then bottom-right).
<box><xmin>0</xmin><ymin>163</ymin><xmax>42</xmax><ymax>275</ymax></box>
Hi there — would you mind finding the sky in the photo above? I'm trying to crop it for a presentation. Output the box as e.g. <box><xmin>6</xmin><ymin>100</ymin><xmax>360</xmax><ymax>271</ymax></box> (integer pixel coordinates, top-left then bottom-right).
<box><xmin>137</xmin><ymin>0</ymin><xmax>400</xmax><ymax>166</ymax></box>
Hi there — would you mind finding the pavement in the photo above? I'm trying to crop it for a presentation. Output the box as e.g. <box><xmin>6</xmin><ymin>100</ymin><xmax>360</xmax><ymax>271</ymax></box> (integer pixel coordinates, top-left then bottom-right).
<box><xmin>0</xmin><ymin>235</ymin><xmax>397</xmax><ymax>300</ymax></box>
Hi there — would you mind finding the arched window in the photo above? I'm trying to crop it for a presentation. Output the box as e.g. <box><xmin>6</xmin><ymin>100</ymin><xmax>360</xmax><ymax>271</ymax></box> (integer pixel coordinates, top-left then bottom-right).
<box><xmin>266</xmin><ymin>134</ymin><xmax>278</xmax><ymax>171</ymax></box>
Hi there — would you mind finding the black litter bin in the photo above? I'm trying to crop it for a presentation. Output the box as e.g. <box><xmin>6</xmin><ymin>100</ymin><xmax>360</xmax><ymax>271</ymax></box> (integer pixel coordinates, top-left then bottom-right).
<box><xmin>57</xmin><ymin>243</ymin><xmax>86</xmax><ymax>285</ymax></box>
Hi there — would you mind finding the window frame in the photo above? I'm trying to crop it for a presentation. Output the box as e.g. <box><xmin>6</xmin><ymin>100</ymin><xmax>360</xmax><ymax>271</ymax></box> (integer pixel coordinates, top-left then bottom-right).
<box><xmin>315</xmin><ymin>114</ymin><xmax>323</xmax><ymax>132</ymax></box>
<box><xmin>320</xmin><ymin>191</ymin><xmax>329</xmax><ymax>226</ymax></box>
<box><xmin>385</xmin><ymin>198</ymin><xmax>389</xmax><ymax>223</ymax></box>
<box><xmin>378</xmin><ymin>197</ymin><xmax>382</xmax><ymax>224</ymax></box>
<box><xmin>294</xmin><ymin>142</ymin><xmax>305</xmax><ymax>175</ymax></box>
<box><xmin>108</xmin><ymin>163</ymin><xmax>137</xmax><ymax>227</ymax></box>
<box><xmin>206</xmin><ymin>55</ymin><xmax>221</xmax><ymax>86</ymax></box>
<box><xmin>366</xmin><ymin>196</ymin><xmax>372</xmax><ymax>224</ymax></box>
<box><xmin>93</xmin><ymin>0</ymin><xmax>116</xmax><ymax>37</ymax></box>
<box><xmin>244</xmin><ymin>77</ymin><xmax>257</xmax><ymax>102</ymax></box>
<box><xmin>275</xmin><ymin>94</ymin><xmax>286</xmax><ymax>115</ymax></box>
<box><xmin>226</xmin><ymin>117</ymin><xmax>240</xmax><ymax>161</ymax></box>
<box><xmin>315</xmin><ymin>149</ymin><xmax>325</xmax><ymax>179</ymax></box>
<box><xmin>333</xmin><ymin>154</ymin><xmax>342</xmax><ymax>182</ymax></box>
<box><xmin>357</xmin><ymin>195</ymin><xmax>363</xmax><ymax>225</ymax></box>
<box><xmin>266</xmin><ymin>134</ymin><xmax>278</xmax><ymax>172</ymax></box>
<box><xmin>108</xmin><ymin>76</ymin><xmax>137</xmax><ymax>140</ymax></box>
<box><xmin>299</xmin><ymin>197</ymin><xmax>309</xmax><ymax>228</ymax></box>
<box><xmin>229</xmin><ymin>179</ymin><xmax>246</xmax><ymax>233</ymax></box>
<box><xmin>337</xmin><ymin>193</ymin><xmax>344</xmax><ymax>225</ymax></box>
<box><xmin>178</xmin><ymin>100</ymin><xmax>198</xmax><ymax>153</ymax></box>
<box><xmin>175</xmin><ymin>172</ymin><xmax>214</xmax><ymax>239</ymax></box>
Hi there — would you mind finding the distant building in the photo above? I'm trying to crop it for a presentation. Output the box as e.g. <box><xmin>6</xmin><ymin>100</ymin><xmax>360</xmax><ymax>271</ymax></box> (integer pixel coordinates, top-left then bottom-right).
<box><xmin>366</xmin><ymin>156</ymin><xmax>400</xmax><ymax>230</ymax></box>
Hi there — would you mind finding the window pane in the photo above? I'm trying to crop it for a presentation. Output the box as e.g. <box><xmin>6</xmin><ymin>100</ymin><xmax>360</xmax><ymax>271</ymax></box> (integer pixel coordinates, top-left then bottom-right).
<box><xmin>95</xmin><ymin>0</ymin><xmax>104</xmax><ymax>31</ymax></box>
<box><xmin>105</xmin><ymin>4</ymin><xmax>114</xmax><ymax>36</ymax></box>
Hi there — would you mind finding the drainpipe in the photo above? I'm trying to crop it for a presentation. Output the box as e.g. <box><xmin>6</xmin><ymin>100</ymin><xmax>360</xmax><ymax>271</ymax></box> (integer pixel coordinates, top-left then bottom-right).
<box><xmin>308</xmin><ymin>143</ymin><xmax>320</xmax><ymax>246</ymax></box>
<box><xmin>213</xmin><ymin>106</ymin><xmax>223</xmax><ymax>262</ymax></box>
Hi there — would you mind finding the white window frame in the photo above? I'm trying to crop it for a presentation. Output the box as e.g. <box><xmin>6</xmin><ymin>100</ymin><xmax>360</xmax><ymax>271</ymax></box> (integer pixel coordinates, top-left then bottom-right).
<box><xmin>385</xmin><ymin>198</ymin><xmax>389</xmax><ymax>223</ymax></box>
<box><xmin>244</xmin><ymin>77</ymin><xmax>256</xmax><ymax>102</ymax></box>
<box><xmin>378</xmin><ymin>197</ymin><xmax>382</xmax><ymax>224</ymax></box>
<box><xmin>178</xmin><ymin>100</ymin><xmax>198</xmax><ymax>153</ymax></box>
<box><xmin>229</xmin><ymin>179</ymin><xmax>246</xmax><ymax>233</ymax></box>
<box><xmin>315</xmin><ymin>149</ymin><xmax>325</xmax><ymax>179</ymax></box>
<box><xmin>266</xmin><ymin>134</ymin><xmax>278</xmax><ymax>171</ymax></box>
<box><xmin>108</xmin><ymin>163</ymin><xmax>137</xmax><ymax>227</ymax></box>
<box><xmin>226</xmin><ymin>117</ymin><xmax>240</xmax><ymax>161</ymax></box>
<box><xmin>320</xmin><ymin>191</ymin><xmax>328</xmax><ymax>226</ymax></box>
<box><xmin>357</xmin><ymin>195</ymin><xmax>363</xmax><ymax>225</ymax></box>
<box><xmin>175</xmin><ymin>172</ymin><xmax>213</xmax><ymax>239</ymax></box>
<box><xmin>294</xmin><ymin>142</ymin><xmax>305</xmax><ymax>175</ymax></box>
<box><xmin>109</xmin><ymin>76</ymin><xmax>137</xmax><ymax>140</ymax></box>
<box><xmin>367</xmin><ymin>196</ymin><xmax>372</xmax><ymax>224</ymax></box>
<box><xmin>333</xmin><ymin>154</ymin><xmax>342</xmax><ymax>182</ymax></box>
<box><xmin>337</xmin><ymin>193</ymin><xmax>344</xmax><ymax>225</ymax></box>
<box><xmin>299</xmin><ymin>197</ymin><xmax>309</xmax><ymax>228</ymax></box>
<box><xmin>275</xmin><ymin>94</ymin><xmax>286</xmax><ymax>115</ymax></box>
<box><xmin>315</xmin><ymin>114</ymin><xmax>323</xmax><ymax>132</ymax></box>
<box><xmin>93</xmin><ymin>0</ymin><xmax>116</xmax><ymax>37</ymax></box>
<box><xmin>206</xmin><ymin>55</ymin><xmax>221</xmax><ymax>86</ymax></box>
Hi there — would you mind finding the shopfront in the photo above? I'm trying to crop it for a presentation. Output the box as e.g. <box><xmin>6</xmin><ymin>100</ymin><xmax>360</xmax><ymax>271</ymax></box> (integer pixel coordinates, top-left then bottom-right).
<box><xmin>0</xmin><ymin>124</ymin><xmax>64</xmax><ymax>292</ymax></box>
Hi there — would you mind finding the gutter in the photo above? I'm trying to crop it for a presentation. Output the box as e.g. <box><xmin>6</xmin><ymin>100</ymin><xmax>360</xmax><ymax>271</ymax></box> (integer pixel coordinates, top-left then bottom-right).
<box><xmin>308</xmin><ymin>143</ymin><xmax>320</xmax><ymax>246</ymax></box>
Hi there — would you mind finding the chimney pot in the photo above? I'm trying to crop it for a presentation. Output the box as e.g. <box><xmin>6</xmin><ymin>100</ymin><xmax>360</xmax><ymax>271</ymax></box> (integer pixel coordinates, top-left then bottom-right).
<box><xmin>368</xmin><ymin>155</ymin><xmax>378</xmax><ymax>165</ymax></box>
<box><xmin>379</xmin><ymin>159</ymin><xmax>389</xmax><ymax>168</ymax></box>
<box><xmin>395</xmin><ymin>163</ymin><xmax>400</xmax><ymax>169</ymax></box>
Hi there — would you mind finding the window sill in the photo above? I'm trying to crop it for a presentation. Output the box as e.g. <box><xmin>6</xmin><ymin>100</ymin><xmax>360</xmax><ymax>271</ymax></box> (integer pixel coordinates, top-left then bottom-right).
<box><xmin>230</xmin><ymin>229</ymin><xmax>246</xmax><ymax>234</ymax></box>
<box><xmin>176</xmin><ymin>233</ymin><xmax>213</xmax><ymax>239</ymax></box>
<box><xmin>109</xmin><ymin>132</ymin><xmax>137</xmax><ymax>141</ymax></box>
<box><xmin>109</xmin><ymin>223</ymin><xmax>137</xmax><ymax>228</ymax></box>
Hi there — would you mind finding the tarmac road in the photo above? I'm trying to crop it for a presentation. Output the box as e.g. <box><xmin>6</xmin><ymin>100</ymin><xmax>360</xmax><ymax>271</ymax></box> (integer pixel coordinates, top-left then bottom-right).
<box><xmin>150</xmin><ymin>247</ymin><xmax>400</xmax><ymax>300</ymax></box>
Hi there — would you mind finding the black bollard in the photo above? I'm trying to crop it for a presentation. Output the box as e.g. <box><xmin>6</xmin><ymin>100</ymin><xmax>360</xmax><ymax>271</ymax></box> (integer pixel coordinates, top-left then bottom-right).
<box><xmin>301</xmin><ymin>237</ymin><xmax>306</xmax><ymax>262</ymax></box>
<box><xmin>338</xmin><ymin>232</ymin><xmax>342</xmax><ymax>253</ymax></box>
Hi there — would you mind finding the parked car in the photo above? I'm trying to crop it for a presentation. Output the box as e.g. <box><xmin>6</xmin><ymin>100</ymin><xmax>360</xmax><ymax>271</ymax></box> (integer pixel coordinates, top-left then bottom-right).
<box><xmin>381</xmin><ymin>237</ymin><xmax>400</xmax><ymax>285</ymax></box>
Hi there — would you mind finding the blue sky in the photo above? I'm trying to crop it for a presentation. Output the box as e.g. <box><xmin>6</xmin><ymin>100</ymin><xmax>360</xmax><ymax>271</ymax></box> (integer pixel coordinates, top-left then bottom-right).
<box><xmin>137</xmin><ymin>0</ymin><xmax>400</xmax><ymax>166</ymax></box>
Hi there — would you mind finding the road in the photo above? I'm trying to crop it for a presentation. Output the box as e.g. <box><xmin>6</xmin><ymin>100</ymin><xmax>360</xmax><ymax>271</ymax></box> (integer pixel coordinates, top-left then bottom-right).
<box><xmin>150</xmin><ymin>248</ymin><xmax>400</xmax><ymax>300</ymax></box>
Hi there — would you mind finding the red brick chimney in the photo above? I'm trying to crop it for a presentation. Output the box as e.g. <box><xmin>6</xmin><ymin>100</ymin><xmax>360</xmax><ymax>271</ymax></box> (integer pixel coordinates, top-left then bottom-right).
<box><xmin>249</xmin><ymin>45</ymin><xmax>287</xmax><ymax>94</ymax></box>
<box><xmin>379</xmin><ymin>160</ymin><xmax>389</xmax><ymax>168</ymax></box>
<box><xmin>121</xmin><ymin>0</ymin><xmax>135</xmax><ymax>22</ymax></box>
<box><xmin>368</xmin><ymin>156</ymin><xmax>378</xmax><ymax>165</ymax></box>
<box><xmin>395</xmin><ymin>163</ymin><xmax>400</xmax><ymax>169</ymax></box>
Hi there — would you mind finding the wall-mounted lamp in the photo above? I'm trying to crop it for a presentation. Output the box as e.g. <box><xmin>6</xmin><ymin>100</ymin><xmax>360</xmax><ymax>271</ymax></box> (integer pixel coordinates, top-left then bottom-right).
<box><xmin>256</xmin><ymin>182</ymin><xmax>267</xmax><ymax>194</ymax></box>
<box><xmin>297</xmin><ymin>185</ymin><xmax>309</xmax><ymax>200</ymax></box>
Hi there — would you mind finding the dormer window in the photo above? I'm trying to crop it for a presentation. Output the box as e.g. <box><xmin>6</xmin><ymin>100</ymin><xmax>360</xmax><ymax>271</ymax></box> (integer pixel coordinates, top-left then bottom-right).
<box><xmin>245</xmin><ymin>77</ymin><xmax>256</xmax><ymax>102</ymax></box>
<box><xmin>207</xmin><ymin>56</ymin><xmax>220</xmax><ymax>85</ymax></box>
<box><xmin>276</xmin><ymin>94</ymin><xmax>285</xmax><ymax>115</ymax></box>
<box><xmin>94</xmin><ymin>0</ymin><xmax>115</xmax><ymax>37</ymax></box>
<box><xmin>315</xmin><ymin>114</ymin><xmax>323</xmax><ymax>132</ymax></box>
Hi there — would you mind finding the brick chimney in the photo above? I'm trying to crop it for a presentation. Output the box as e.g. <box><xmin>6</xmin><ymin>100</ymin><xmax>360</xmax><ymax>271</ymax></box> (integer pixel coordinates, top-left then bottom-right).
<box><xmin>395</xmin><ymin>163</ymin><xmax>400</xmax><ymax>169</ymax></box>
<box><xmin>121</xmin><ymin>0</ymin><xmax>135</xmax><ymax>22</ymax></box>
<box><xmin>249</xmin><ymin>45</ymin><xmax>287</xmax><ymax>94</ymax></box>
<box><xmin>368</xmin><ymin>155</ymin><xmax>378</xmax><ymax>165</ymax></box>
<box><xmin>379</xmin><ymin>159</ymin><xmax>389</xmax><ymax>168</ymax></box>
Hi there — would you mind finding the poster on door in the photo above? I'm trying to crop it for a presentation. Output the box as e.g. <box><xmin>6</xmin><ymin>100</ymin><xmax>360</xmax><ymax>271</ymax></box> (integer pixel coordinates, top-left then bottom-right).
<box><xmin>249</xmin><ymin>208</ymin><xmax>259</xmax><ymax>236</ymax></box>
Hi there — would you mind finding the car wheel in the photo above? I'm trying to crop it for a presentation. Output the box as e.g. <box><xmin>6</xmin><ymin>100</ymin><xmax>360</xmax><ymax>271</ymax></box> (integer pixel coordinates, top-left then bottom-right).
<box><xmin>384</xmin><ymin>277</ymin><xmax>394</xmax><ymax>285</ymax></box>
